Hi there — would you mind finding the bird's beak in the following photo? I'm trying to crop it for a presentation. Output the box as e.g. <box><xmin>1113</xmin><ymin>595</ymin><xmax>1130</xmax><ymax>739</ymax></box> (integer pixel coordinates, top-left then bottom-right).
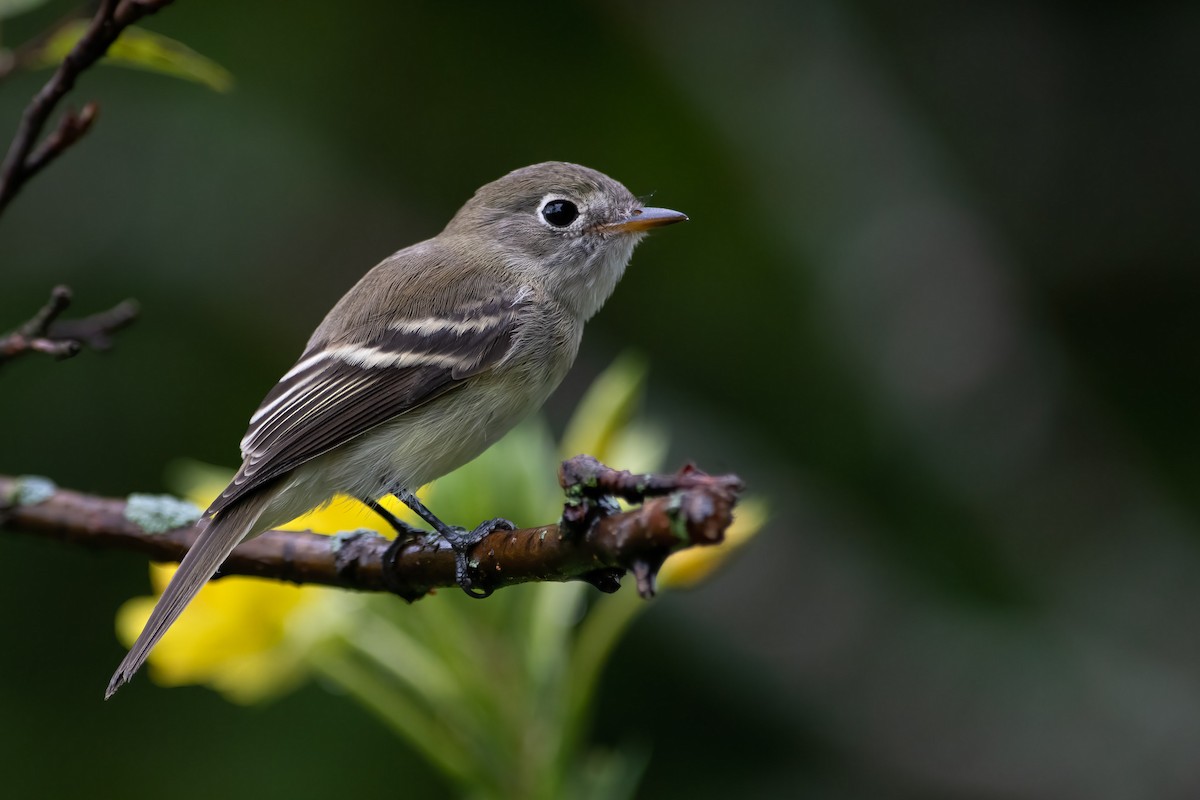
<box><xmin>603</xmin><ymin>206</ymin><xmax>688</xmax><ymax>233</ymax></box>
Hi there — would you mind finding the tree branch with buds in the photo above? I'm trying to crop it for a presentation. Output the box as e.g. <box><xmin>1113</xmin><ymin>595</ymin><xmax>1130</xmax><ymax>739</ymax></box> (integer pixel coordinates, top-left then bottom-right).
<box><xmin>0</xmin><ymin>457</ymin><xmax>744</xmax><ymax>600</ymax></box>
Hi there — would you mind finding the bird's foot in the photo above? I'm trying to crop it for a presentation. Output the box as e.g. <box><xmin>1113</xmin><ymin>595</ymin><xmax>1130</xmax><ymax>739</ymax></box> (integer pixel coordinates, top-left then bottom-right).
<box><xmin>395</xmin><ymin>489</ymin><xmax>513</xmax><ymax>598</ymax></box>
<box><xmin>438</xmin><ymin>517</ymin><xmax>516</xmax><ymax>598</ymax></box>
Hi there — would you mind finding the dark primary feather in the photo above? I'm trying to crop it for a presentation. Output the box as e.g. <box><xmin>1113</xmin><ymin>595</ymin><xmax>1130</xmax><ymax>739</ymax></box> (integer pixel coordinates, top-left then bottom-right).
<box><xmin>208</xmin><ymin>291</ymin><xmax>528</xmax><ymax>516</ymax></box>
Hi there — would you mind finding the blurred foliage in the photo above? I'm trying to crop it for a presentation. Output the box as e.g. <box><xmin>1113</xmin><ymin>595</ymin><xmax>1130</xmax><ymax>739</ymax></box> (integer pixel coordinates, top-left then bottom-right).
<box><xmin>0</xmin><ymin>0</ymin><xmax>50</xmax><ymax>22</ymax></box>
<box><xmin>0</xmin><ymin>0</ymin><xmax>1197</xmax><ymax>798</ymax></box>
<box><xmin>27</xmin><ymin>20</ymin><xmax>233</xmax><ymax>92</ymax></box>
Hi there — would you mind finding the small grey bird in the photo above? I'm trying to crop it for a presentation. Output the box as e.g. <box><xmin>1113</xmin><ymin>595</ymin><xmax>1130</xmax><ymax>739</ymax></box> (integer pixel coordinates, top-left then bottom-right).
<box><xmin>106</xmin><ymin>161</ymin><xmax>686</xmax><ymax>698</ymax></box>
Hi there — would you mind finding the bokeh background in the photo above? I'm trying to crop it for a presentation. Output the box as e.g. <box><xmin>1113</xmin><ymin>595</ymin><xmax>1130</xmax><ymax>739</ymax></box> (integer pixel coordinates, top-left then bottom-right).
<box><xmin>2</xmin><ymin>1</ymin><xmax>1199</xmax><ymax>797</ymax></box>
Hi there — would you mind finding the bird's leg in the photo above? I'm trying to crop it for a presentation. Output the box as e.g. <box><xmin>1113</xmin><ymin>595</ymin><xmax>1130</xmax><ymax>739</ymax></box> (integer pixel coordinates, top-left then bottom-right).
<box><xmin>394</xmin><ymin>489</ymin><xmax>514</xmax><ymax>599</ymax></box>
<box><xmin>358</xmin><ymin>497</ymin><xmax>424</xmax><ymax>541</ymax></box>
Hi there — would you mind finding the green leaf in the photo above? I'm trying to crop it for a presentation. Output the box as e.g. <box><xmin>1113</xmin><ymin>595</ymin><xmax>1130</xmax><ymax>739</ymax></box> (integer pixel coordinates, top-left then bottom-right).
<box><xmin>30</xmin><ymin>20</ymin><xmax>233</xmax><ymax>92</ymax></box>
<box><xmin>0</xmin><ymin>0</ymin><xmax>52</xmax><ymax>23</ymax></box>
<box><xmin>560</xmin><ymin>351</ymin><xmax>649</xmax><ymax>463</ymax></box>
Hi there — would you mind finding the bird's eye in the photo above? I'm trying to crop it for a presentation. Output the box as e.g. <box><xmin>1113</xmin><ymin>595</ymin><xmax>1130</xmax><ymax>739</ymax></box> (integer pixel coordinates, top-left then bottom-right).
<box><xmin>541</xmin><ymin>199</ymin><xmax>579</xmax><ymax>227</ymax></box>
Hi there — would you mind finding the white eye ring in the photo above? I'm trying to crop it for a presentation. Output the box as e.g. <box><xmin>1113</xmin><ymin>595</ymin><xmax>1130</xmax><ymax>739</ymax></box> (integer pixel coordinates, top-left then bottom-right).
<box><xmin>538</xmin><ymin>194</ymin><xmax>581</xmax><ymax>228</ymax></box>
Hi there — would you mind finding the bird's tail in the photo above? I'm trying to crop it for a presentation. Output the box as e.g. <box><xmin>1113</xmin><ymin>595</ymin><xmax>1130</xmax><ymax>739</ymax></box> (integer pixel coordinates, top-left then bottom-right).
<box><xmin>105</xmin><ymin>489</ymin><xmax>273</xmax><ymax>699</ymax></box>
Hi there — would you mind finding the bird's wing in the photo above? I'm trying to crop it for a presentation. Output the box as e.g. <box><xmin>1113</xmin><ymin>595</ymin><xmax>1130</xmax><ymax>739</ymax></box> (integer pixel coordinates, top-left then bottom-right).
<box><xmin>206</xmin><ymin>288</ymin><xmax>531</xmax><ymax>516</ymax></box>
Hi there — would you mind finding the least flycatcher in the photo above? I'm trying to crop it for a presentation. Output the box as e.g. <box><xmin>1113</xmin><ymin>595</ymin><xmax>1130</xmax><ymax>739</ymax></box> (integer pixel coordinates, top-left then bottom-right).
<box><xmin>106</xmin><ymin>161</ymin><xmax>686</xmax><ymax>697</ymax></box>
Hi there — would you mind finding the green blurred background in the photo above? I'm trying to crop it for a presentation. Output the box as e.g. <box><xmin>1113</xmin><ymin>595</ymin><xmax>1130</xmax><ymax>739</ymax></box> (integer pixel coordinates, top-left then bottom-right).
<box><xmin>2</xmin><ymin>1</ymin><xmax>1199</xmax><ymax>797</ymax></box>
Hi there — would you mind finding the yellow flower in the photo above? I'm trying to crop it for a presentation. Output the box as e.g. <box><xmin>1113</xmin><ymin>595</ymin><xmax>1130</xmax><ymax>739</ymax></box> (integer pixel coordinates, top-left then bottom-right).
<box><xmin>115</xmin><ymin>465</ymin><xmax>407</xmax><ymax>703</ymax></box>
<box><xmin>115</xmin><ymin>564</ymin><xmax>327</xmax><ymax>703</ymax></box>
<box><xmin>658</xmin><ymin>498</ymin><xmax>766</xmax><ymax>590</ymax></box>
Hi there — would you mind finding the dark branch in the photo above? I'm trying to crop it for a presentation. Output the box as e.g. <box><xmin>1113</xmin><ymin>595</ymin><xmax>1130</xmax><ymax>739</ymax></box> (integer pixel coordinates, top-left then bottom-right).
<box><xmin>0</xmin><ymin>458</ymin><xmax>744</xmax><ymax>600</ymax></box>
<box><xmin>24</xmin><ymin>101</ymin><xmax>99</xmax><ymax>179</ymax></box>
<box><xmin>0</xmin><ymin>285</ymin><xmax>139</xmax><ymax>367</ymax></box>
<box><xmin>0</xmin><ymin>0</ymin><xmax>175</xmax><ymax>216</ymax></box>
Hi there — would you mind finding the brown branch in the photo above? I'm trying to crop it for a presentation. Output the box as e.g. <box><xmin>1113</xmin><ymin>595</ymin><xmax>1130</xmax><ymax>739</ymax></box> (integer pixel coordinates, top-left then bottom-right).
<box><xmin>0</xmin><ymin>458</ymin><xmax>744</xmax><ymax>600</ymax></box>
<box><xmin>0</xmin><ymin>285</ymin><xmax>139</xmax><ymax>367</ymax></box>
<box><xmin>0</xmin><ymin>0</ymin><xmax>176</xmax><ymax>216</ymax></box>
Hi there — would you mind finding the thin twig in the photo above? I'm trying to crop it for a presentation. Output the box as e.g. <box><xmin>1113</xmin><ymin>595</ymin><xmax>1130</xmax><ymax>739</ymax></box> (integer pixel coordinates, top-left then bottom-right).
<box><xmin>24</xmin><ymin>101</ymin><xmax>99</xmax><ymax>178</ymax></box>
<box><xmin>0</xmin><ymin>0</ymin><xmax>175</xmax><ymax>216</ymax></box>
<box><xmin>0</xmin><ymin>458</ymin><xmax>744</xmax><ymax>600</ymax></box>
<box><xmin>0</xmin><ymin>285</ymin><xmax>139</xmax><ymax>366</ymax></box>
<box><xmin>46</xmin><ymin>296</ymin><xmax>139</xmax><ymax>350</ymax></box>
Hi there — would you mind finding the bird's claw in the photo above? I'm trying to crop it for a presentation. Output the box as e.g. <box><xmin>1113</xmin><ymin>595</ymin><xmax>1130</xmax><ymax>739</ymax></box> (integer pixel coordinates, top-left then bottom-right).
<box><xmin>444</xmin><ymin>517</ymin><xmax>515</xmax><ymax>599</ymax></box>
